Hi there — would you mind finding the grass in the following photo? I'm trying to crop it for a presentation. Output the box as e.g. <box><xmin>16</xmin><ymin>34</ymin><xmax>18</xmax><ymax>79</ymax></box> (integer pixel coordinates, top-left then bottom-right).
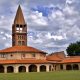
<box><xmin>0</xmin><ymin>70</ymin><xmax>80</xmax><ymax>80</ymax></box>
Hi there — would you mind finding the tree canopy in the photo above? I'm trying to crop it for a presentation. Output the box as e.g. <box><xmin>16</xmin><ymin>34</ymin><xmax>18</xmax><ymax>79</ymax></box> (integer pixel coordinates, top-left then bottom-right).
<box><xmin>66</xmin><ymin>41</ymin><xmax>80</xmax><ymax>56</ymax></box>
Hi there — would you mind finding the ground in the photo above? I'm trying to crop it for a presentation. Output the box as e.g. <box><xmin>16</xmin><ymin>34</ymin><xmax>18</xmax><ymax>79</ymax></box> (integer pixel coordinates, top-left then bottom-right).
<box><xmin>0</xmin><ymin>71</ymin><xmax>80</xmax><ymax>80</ymax></box>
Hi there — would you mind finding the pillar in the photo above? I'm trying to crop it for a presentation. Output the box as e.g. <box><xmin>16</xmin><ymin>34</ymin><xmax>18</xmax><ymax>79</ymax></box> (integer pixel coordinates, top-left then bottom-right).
<box><xmin>71</xmin><ymin>64</ymin><xmax>73</xmax><ymax>70</ymax></box>
<box><xmin>37</xmin><ymin>65</ymin><xmax>40</xmax><ymax>72</ymax></box>
<box><xmin>26</xmin><ymin>65</ymin><xmax>29</xmax><ymax>72</ymax></box>
<box><xmin>78</xmin><ymin>64</ymin><xmax>80</xmax><ymax>70</ymax></box>
<box><xmin>14</xmin><ymin>65</ymin><xmax>18</xmax><ymax>73</ymax></box>
<box><xmin>4</xmin><ymin>65</ymin><xmax>7</xmax><ymax>73</ymax></box>
<box><xmin>63</xmin><ymin>64</ymin><xmax>66</xmax><ymax>70</ymax></box>
<box><xmin>46</xmin><ymin>65</ymin><xmax>49</xmax><ymax>72</ymax></box>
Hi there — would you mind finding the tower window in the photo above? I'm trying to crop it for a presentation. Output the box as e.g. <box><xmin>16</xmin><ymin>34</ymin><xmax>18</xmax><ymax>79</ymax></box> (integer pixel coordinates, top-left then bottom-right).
<box><xmin>16</xmin><ymin>27</ymin><xmax>19</xmax><ymax>30</ymax></box>
<box><xmin>21</xmin><ymin>36</ymin><xmax>23</xmax><ymax>39</ymax></box>
<box><xmin>18</xmin><ymin>36</ymin><xmax>22</xmax><ymax>40</ymax></box>
<box><xmin>20</xmin><ymin>25</ymin><xmax>22</xmax><ymax>27</ymax></box>
<box><xmin>20</xmin><ymin>28</ymin><xmax>22</xmax><ymax>31</ymax></box>
<box><xmin>22</xmin><ymin>41</ymin><xmax>25</xmax><ymax>45</ymax></box>
<box><xmin>18</xmin><ymin>41</ymin><xmax>21</xmax><ymax>45</ymax></box>
<box><xmin>24</xmin><ymin>24</ymin><xmax>26</xmax><ymax>27</ymax></box>
<box><xmin>16</xmin><ymin>24</ymin><xmax>19</xmax><ymax>27</ymax></box>
<box><xmin>16</xmin><ymin>24</ymin><xmax>19</xmax><ymax>31</ymax></box>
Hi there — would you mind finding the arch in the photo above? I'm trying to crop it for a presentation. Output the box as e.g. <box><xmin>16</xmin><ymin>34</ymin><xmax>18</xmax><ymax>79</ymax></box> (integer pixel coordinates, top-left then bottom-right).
<box><xmin>0</xmin><ymin>65</ymin><xmax>4</xmax><ymax>73</ymax></box>
<box><xmin>7</xmin><ymin>66</ymin><xmax>14</xmax><ymax>73</ymax></box>
<box><xmin>29</xmin><ymin>64</ymin><xmax>37</xmax><ymax>72</ymax></box>
<box><xmin>49</xmin><ymin>65</ymin><xmax>51</xmax><ymax>71</ymax></box>
<box><xmin>40</xmin><ymin>65</ymin><xmax>46</xmax><ymax>72</ymax></box>
<box><xmin>18</xmin><ymin>66</ymin><xmax>26</xmax><ymax>72</ymax></box>
<box><xmin>73</xmin><ymin>64</ymin><xmax>79</xmax><ymax>70</ymax></box>
<box><xmin>60</xmin><ymin>64</ymin><xmax>63</xmax><ymax>70</ymax></box>
<box><xmin>66</xmin><ymin>65</ymin><xmax>72</xmax><ymax>70</ymax></box>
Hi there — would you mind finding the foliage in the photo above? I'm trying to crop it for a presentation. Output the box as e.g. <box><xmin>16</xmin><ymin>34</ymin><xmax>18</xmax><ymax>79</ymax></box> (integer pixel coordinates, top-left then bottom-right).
<box><xmin>66</xmin><ymin>41</ymin><xmax>80</xmax><ymax>56</ymax></box>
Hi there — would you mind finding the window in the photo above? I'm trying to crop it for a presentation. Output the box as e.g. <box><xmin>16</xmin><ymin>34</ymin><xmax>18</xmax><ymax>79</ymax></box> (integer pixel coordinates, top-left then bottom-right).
<box><xmin>16</xmin><ymin>27</ymin><xmax>19</xmax><ymax>30</ymax></box>
<box><xmin>22</xmin><ymin>41</ymin><xmax>25</xmax><ymax>45</ymax></box>
<box><xmin>18</xmin><ymin>41</ymin><xmax>21</xmax><ymax>45</ymax></box>
<box><xmin>32</xmin><ymin>53</ymin><xmax>35</xmax><ymax>57</ymax></box>
<box><xmin>10</xmin><ymin>54</ymin><xmax>13</xmax><ymax>57</ymax></box>
<box><xmin>1</xmin><ymin>54</ymin><xmax>6</xmax><ymax>58</ymax></box>
<box><xmin>20</xmin><ymin>25</ymin><xmax>22</xmax><ymax>27</ymax></box>
<box><xmin>20</xmin><ymin>28</ymin><xmax>23</xmax><ymax>33</ymax></box>
<box><xmin>22</xmin><ymin>36</ymin><xmax>24</xmax><ymax>39</ymax></box>
<box><xmin>24</xmin><ymin>24</ymin><xmax>26</xmax><ymax>27</ymax></box>
<box><xmin>18</xmin><ymin>36</ymin><xmax>22</xmax><ymax>40</ymax></box>
<box><xmin>16</xmin><ymin>24</ymin><xmax>19</xmax><ymax>27</ymax></box>
<box><xmin>16</xmin><ymin>24</ymin><xmax>19</xmax><ymax>30</ymax></box>
<box><xmin>60</xmin><ymin>64</ymin><xmax>63</xmax><ymax>70</ymax></box>
<box><xmin>20</xmin><ymin>28</ymin><xmax>22</xmax><ymax>31</ymax></box>
<box><xmin>22</xmin><ymin>54</ymin><xmax>25</xmax><ymax>57</ymax></box>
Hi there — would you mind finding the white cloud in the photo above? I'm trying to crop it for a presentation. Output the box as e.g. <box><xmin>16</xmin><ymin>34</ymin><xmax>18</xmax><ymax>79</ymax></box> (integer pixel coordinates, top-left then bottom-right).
<box><xmin>5</xmin><ymin>33</ymin><xmax>12</xmax><ymax>39</ymax></box>
<box><xmin>0</xmin><ymin>31</ymin><xmax>4</xmax><ymax>34</ymax></box>
<box><xmin>2</xmin><ymin>37</ymin><xmax>6</xmax><ymax>40</ymax></box>
<box><xmin>28</xmin><ymin>11</ymin><xmax>48</xmax><ymax>26</ymax></box>
<box><xmin>27</xmin><ymin>0</ymin><xmax>80</xmax><ymax>53</ymax></box>
<box><xmin>45</xmin><ymin>32</ymin><xmax>64</xmax><ymax>40</ymax></box>
<box><xmin>5</xmin><ymin>43</ymin><xmax>11</xmax><ymax>48</ymax></box>
<box><xmin>66</xmin><ymin>0</ymin><xmax>74</xmax><ymax>4</ymax></box>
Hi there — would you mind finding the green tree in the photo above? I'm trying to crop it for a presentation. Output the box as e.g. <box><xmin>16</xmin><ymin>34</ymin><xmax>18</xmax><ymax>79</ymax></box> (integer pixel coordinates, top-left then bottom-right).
<box><xmin>66</xmin><ymin>41</ymin><xmax>80</xmax><ymax>56</ymax></box>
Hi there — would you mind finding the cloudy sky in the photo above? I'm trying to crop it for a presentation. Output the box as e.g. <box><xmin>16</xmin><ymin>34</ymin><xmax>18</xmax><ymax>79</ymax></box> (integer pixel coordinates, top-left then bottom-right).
<box><xmin>0</xmin><ymin>0</ymin><xmax>80</xmax><ymax>54</ymax></box>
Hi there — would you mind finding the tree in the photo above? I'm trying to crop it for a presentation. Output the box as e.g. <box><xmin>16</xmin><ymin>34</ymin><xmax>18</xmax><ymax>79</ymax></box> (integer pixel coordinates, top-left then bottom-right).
<box><xmin>66</xmin><ymin>41</ymin><xmax>80</xmax><ymax>56</ymax></box>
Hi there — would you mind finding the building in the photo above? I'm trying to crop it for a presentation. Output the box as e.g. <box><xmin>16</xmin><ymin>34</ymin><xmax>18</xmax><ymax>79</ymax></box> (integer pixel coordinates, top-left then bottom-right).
<box><xmin>0</xmin><ymin>5</ymin><xmax>80</xmax><ymax>73</ymax></box>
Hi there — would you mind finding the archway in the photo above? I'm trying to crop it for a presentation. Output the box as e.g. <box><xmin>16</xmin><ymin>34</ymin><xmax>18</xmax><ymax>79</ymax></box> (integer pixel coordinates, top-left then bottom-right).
<box><xmin>60</xmin><ymin>64</ymin><xmax>63</xmax><ymax>70</ymax></box>
<box><xmin>0</xmin><ymin>65</ymin><xmax>4</xmax><ymax>73</ymax></box>
<box><xmin>49</xmin><ymin>65</ymin><xmax>51</xmax><ymax>71</ymax></box>
<box><xmin>7</xmin><ymin>66</ymin><xmax>14</xmax><ymax>73</ymax></box>
<box><xmin>66</xmin><ymin>65</ymin><xmax>72</xmax><ymax>70</ymax></box>
<box><xmin>40</xmin><ymin>65</ymin><xmax>46</xmax><ymax>72</ymax></box>
<box><xmin>29</xmin><ymin>64</ymin><xmax>37</xmax><ymax>72</ymax></box>
<box><xmin>19</xmin><ymin>66</ymin><xmax>26</xmax><ymax>72</ymax></box>
<box><xmin>73</xmin><ymin>64</ymin><xmax>79</xmax><ymax>70</ymax></box>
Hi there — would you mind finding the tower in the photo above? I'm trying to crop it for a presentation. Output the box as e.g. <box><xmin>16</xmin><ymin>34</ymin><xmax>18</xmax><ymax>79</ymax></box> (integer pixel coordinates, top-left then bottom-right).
<box><xmin>12</xmin><ymin>5</ymin><xmax>27</xmax><ymax>46</ymax></box>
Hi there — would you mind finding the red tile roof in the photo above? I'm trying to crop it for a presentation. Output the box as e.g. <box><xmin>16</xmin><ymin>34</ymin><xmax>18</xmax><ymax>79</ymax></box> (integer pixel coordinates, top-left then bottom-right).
<box><xmin>46</xmin><ymin>51</ymin><xmax>65</xmax><ymax>61</ymax></box>
<box><xmin>0</xmin><ymin>46</ymin><xmax>47</xmax><ymax>54</ymax></box>
<box><xmin>0</xmin><ymin>59</ymin><xmax>51</xmax><ymax>64</ymax></box>
<box><xmin>60</xmin><ymin>56</ymin><xmax>80</xmax><ymax>63</ymax></box>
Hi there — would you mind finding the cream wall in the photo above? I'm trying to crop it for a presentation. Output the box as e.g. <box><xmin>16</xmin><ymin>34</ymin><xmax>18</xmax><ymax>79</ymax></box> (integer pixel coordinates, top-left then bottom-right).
<box><xmin>0</xmin><ymin>52</ymin><xmax>46</xmax><ymax>60</ymax></box>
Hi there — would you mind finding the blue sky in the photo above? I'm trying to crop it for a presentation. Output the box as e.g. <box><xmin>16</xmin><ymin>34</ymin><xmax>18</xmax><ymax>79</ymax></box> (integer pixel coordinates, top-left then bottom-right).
<box><xmin>0</xmin><ymin>0</ymin><xmax>80</xmax><ymax>54</ymax></box>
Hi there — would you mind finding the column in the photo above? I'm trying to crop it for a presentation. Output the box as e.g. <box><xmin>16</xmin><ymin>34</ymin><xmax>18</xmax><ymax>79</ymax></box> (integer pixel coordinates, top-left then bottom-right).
<box><xmin>37</xmin><ymin>65</ymin><xmax>40</xmax><ymax>72</ymax></box>
<box><xmin>46</xmin><ymin>65</ymin><xmax>49</xmax><ymax>72</ymax></box>
<box><xmin>71</xmin><ymin>64</ymin><xmax>73</xmax><ymax>70</ymax></box>
<box><xmin>4</xmin><ymin>65</ymin><xmax>7</xmax><ymax>73</ymax></box>
<box><xmin>78</xmin><ymin>64</ymin><xmax>80</xmax><ymax>70</ymax></box>
<box><xmin>63</xmin><ymin>64</ymin><xmax>66</xmax><ymax>70</ymax></box>
<box><xmin>26</xmin><ymin>65</ymin><xmax>29</xmax><ymax>72</ymax></box>
<box><xmin>14</xmin><ymin>65</ymin><xmax>18</xmax><ymax>73</ymax></box>
<box><xmin>56</xmin><ymin>64</ymin><xmax>60</xmax><ymax>71</ymax></box>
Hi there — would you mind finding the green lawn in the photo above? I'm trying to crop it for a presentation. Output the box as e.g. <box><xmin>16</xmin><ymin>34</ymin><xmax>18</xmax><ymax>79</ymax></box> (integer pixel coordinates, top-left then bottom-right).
<box><xmin>0</xmin><ymin>71</ymin><xmax>80</xmax><ymax>80</ymax></box>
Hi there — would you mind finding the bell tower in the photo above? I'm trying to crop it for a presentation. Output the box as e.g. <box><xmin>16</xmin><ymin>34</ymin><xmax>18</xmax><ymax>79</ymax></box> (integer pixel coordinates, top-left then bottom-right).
<box><xmin>12</xmin><ymin>5</ymin><xmax>27</xmax><ymax>46</ymax></box>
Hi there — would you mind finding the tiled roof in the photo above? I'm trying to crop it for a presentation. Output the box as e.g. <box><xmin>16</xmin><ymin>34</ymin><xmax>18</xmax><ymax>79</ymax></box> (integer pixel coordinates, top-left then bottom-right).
<box><xmin>0</xmin><ymin>46</ymin><xmax>47</xmax><ymax>54</ymax></box>
<box><xmin>0</xmin><ymin>59</ymin><xmax>51</xmax><ymax>64</ymax></box>
<box><xmin>47</xmin><ymin>55</ymin><xmax>62</xmax><ymax>61</ymax></box>
<box><xmin>46</xmin><ymin>51</ymin><xmax>65</xmax><ymax>61</ymax></box>
<box><xmin>60</xmin><ymin>56</ymin><xmax>80</xmax><ymax>63</ymax></box>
